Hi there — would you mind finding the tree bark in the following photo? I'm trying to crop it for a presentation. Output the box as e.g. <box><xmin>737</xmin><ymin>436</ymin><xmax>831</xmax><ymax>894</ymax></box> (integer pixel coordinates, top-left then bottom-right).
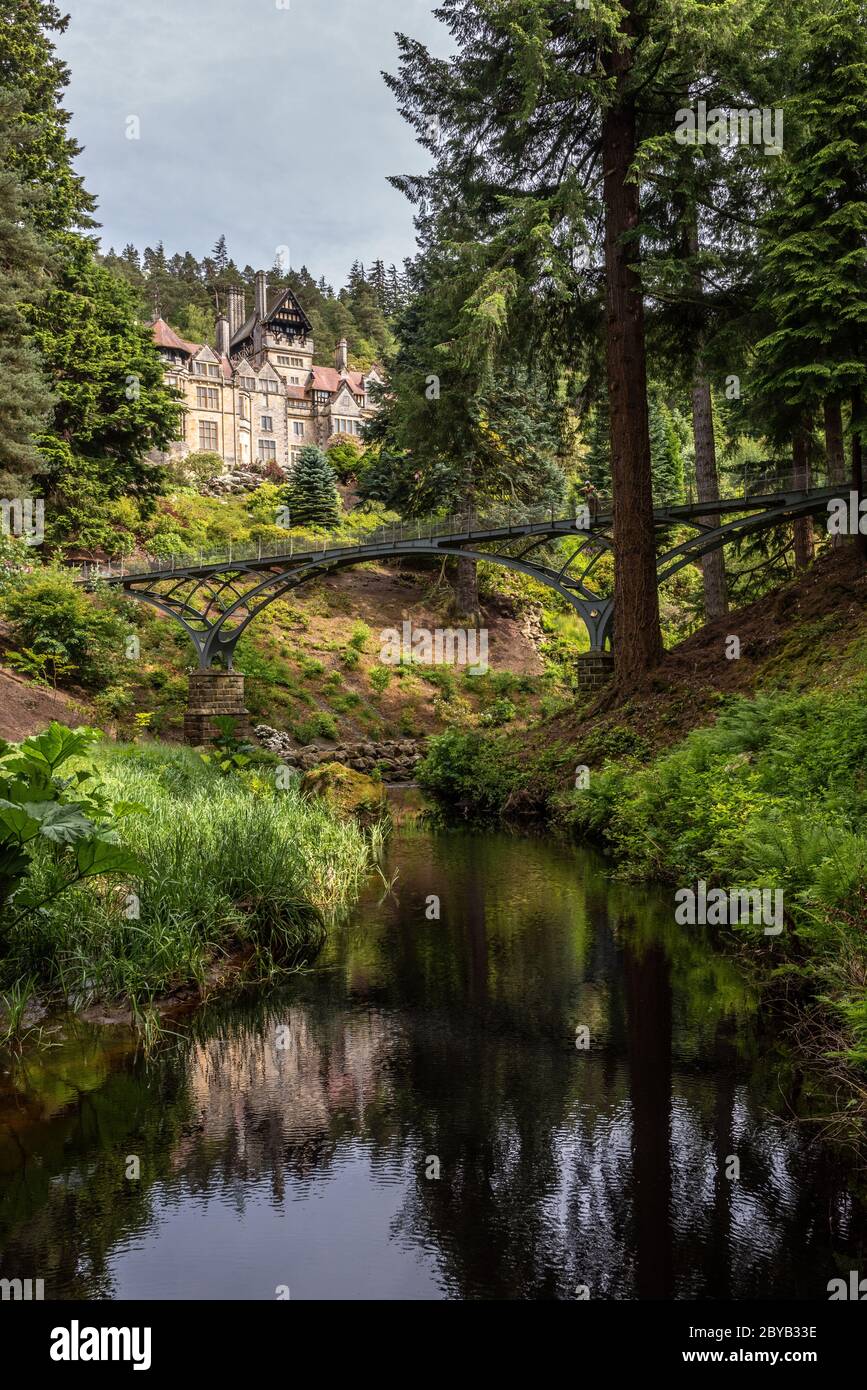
<box><xmin>824</xmin><ymin>398</ymin><xmax>847</xmax><ymax>484</ymax></box>
<box><xmin>853</xmin><ymin>391</ymin><xmax>867</xmax><ymax>560</ymax></box>
<box><xmin>691</xmin><ymin>372</ymin><xmax>729</xmax><ymax>619</ymax></box>
<box><xmin>825</xmin><ymin>398</ymin><xmax>847</xmax><ymax>549</ymax></box>
<box><xmin>453</xmin><ymin>555</ymin><xmax>480</xmax><ymax>620</ymax></box>
<box><xmin>602</xmin><ymin>8</ymin><xmax>663</xmax><ymax>682</ymax></box>
<box><xmin>792</xmin><ymin>423</ymin><xmax>814</xmax><ymax>570</ymax></box>
<box><xmin>686</xmin><ymin>222</ymin><xmax>728</xmax><ymax>620</ymax></box>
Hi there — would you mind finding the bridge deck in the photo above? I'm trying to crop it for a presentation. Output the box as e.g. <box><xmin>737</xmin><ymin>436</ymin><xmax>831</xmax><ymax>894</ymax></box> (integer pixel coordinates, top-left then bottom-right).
<box><xmin>80</xmin><ymin>479</ymin><xmax>844</xmax><ymax>588</ymax></box>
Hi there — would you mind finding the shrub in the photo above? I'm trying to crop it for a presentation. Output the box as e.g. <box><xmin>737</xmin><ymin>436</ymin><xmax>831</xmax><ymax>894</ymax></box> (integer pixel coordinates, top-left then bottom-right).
<box><xmin>417</xmin><ymin>730</ymin><xmax>519</xmax><ymax>822</ymax></box>
<box><xmin>0</xmin><ymin>570</ymin><xmax>132</xmax><ymax>690</ymax></box>
<box><xmin>294</xmin><ymin>712</ymin><xmax>339</xmax><ymax>744</ymax></box>
<box><xmin>326</xmin><ymin>438</ymin><xmax>363</xmax><ymax>483</ymax></box>
<box><xmin>479</xmin><ymin>697</ymin><xmax>517</xmax><ymax>728</ymax></box>
<box><xmin>369</xmin><ymin>664</ymin><xmax>391</xmax><ymax>694</ymax></box>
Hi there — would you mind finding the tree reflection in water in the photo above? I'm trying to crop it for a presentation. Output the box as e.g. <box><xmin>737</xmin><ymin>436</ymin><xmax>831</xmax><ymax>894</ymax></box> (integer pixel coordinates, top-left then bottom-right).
<box><xmin>1</xmin><ymin>833</ymin><xmax>865</xmax><ymax>1299</ymax></box>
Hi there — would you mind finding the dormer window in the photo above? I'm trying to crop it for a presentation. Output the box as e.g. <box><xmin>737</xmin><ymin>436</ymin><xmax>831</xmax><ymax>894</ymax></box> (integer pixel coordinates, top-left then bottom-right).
<box><xmin>208</xmin><ymin>364</ymin><xmax>220</xmax><ymax>378</ymax></box>
<box><xmin>240</xmin><ymin>375</ymin><xmax>256</xmax><ymax>392</ymax></box>
<box><xmin>195</xmin><ymin>362</ymin><xmax>208</xmax><ymax>376</ymax></box>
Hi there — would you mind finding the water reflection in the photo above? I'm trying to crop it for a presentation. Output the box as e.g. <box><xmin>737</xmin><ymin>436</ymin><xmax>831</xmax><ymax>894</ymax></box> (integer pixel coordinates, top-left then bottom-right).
<box><xmin>1</xmin><ymin>832</ymin><xmax>865</xmax><ymax>1300</ymax></box>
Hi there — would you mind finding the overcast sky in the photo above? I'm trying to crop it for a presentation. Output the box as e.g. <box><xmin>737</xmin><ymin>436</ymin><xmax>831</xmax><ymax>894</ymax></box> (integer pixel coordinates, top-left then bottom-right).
<box><xmin>58</xmin><ymin>0</ymin><xmax>449</xmax><ymax>286</ymax></box>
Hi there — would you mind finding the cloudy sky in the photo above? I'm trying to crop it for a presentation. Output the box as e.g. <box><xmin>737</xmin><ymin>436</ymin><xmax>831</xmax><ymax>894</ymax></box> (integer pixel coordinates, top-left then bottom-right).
<box><xmin>58</xmin><ymin>0</ymin><xmax>449</xmax><ymax>286</ymax></box>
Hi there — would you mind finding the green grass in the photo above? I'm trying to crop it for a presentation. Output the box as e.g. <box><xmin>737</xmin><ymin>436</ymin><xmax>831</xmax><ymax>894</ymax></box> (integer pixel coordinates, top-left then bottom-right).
<box><xmin>0</xmin><ymin>740</ymin><xmax>380</xmax><ymax>1012</ymax></box>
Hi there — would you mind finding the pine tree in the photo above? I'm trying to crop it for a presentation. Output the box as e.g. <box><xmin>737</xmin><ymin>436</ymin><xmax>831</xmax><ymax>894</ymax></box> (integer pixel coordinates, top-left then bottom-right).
<box><xmin>284</xmin><ymin>445</ymin><xmax>340</xmax><ymax>527</ymax></box>
<box><xmin>649</xmin><ymin>396</ymin><xmax>685</xmax><ymax>505</ymax></box>
<box><xmin>584</xmin><ymin>402</ymin><xmax>612</xmax><ymax>495</ymax></box>
<box><xmin>0</xmin><ymin>88</ymin><xmax>55</xmax><ymax>487</ymax></box>
<box><xmin>29</xmin><ymin>239</ymin><xmax>183</xmax><ymax>545</ymax></box>
<box><xmin>385</xmin><ymin>0</ymin><xmax>720</xmax><ymax>673</ymax></box>
<box><xmin>751</xmin><ymin>0</ymin><xmax>867</xmax><ymax>562</ymax></box>
<box><xmin>0</xmin><ymin>0</ymin><xmax>95</xmax><ymax>234</ymax></box>
<box><xmin>212</xmin><ymin>234</ymin><xmax>229</xmax><ymax>272</ymax></box>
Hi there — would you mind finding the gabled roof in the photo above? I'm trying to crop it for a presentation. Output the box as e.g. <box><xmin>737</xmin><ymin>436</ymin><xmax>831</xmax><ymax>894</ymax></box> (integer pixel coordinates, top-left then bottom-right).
<box><xmin>309</xmin><ymin>366</ymin><xmax>366</xmax><ymax>398</ymax></box>
<box><xmin>230</xmin><ymin>312</ymin><xmax>258</xmax><ymax>349</ymax></box>
<box><xmin>265</xmin><ymin>286</ymin><xmax>313</xmax><ymax>335</ymax></box>
<box><xmin>151</xmin><ymin>318</ymin><xmax>199</xmax><ymax>356</ymax></box>
<box><xmin>229</xmin><ymin>285</ymin><xmax>313</xmax><ymax>350</ymax></box>
<box><xmin>333</xmin><ymin>383</ymin><xmax>359</xmax><ymax>408</ymax></box>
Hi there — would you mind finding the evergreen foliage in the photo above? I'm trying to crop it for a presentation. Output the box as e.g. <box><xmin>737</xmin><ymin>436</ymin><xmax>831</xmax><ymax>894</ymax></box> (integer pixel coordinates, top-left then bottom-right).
<box><xmin>284</xmin><ymin>445</ymin><xmax>340</xmax><ymax>527</ymax></box>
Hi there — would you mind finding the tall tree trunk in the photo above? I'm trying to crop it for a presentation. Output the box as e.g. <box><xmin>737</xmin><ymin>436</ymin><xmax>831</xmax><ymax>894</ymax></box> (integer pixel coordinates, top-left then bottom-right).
<box><xmin>792</xmin><ymin>422</ymin><xmax>814</xmax><ymax>570</ymax></box>
<box><xmin>825</xmin><ymin>398</ymin><xmax>847</xmax><ymax>549</ymax></box>
<box><xmin>687</xmin><ymin>222</ymin><xmax>728</xmax><ymax>620</ymax></box>
<box><xmin>452</xmin><ymin>476</ymin><xmax>480</xmax><ymax>620</ymax></box>
<box><xmin>602</xmin><ymin>8</ymin><xmax>663</xmax><ymax>682</ymax></box>
<box><xmin>824</xmin><ymin>398</ymin><xmax>846</xmax><ymax>484</ymax></box>
<box><xmin>691</xmin><ymin>373</ymin><xmax>728</xmax><ymax>619</ymax></box>
<box><xmin>453</xmin><ymin>555</ymin><xmax>479</xmax><ymax>620</ymax></box>
<box><xmin>853</xmin><ymin>390</ymin><xmax>867</xmax><ymax>561</ymax></box>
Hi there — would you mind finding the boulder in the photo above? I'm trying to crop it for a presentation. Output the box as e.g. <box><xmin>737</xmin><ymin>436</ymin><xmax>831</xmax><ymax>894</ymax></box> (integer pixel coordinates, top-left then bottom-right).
<box><xmin>300</xmin><ymin>762</ymin><xmax>388</xmax><ymax>825</ymax></box>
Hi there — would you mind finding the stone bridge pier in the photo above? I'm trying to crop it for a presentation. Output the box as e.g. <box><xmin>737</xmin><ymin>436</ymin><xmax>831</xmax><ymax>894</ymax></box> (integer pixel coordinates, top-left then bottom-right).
<box><xmin>184</xmin><ymin>670</ymin><xmax>251</xmax><ymax>745</ymax></box>
<box><xmin>577</xmin><ymin>650</ymin><xmax>614</xmax><ymax>693</ymax></box>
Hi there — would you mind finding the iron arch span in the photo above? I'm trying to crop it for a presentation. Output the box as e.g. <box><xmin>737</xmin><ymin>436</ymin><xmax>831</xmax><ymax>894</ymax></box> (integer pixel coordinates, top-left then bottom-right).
<box><xmin>81</xmin><ymin>480</ymin><xmax>843</xmax><ymax>671</ymax></box>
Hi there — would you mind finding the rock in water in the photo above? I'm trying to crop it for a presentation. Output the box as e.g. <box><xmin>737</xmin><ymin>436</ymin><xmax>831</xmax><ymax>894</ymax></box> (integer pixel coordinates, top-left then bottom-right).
<box><xmin>300</xmin><ymin>762</ymin><xmax>388</xmax><ymax>825</ymax></box>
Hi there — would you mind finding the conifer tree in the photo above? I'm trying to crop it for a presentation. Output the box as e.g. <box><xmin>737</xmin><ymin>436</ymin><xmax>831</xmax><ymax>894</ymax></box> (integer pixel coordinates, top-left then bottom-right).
<box><xmin>752</xmin><ymin>0</ymin><xmax>867</xmax><ymax>561</ymax></box>
<box><xmin>584</xmin><ymin>403</ymin><xmax>612</xmax><ymax>495</ymax></box>
<box><xmin>0</xmin><ymin>88</ymin><xmax>55</xmax><ymax>487</ymax></box>
<box><xmin>649</xmin><ymin>397</ymin><xmax>685</xmax><ymax>505</ymax></box>
<box><xmin>284</xmin><ymin>445</ymin><xmax>340</xmax><ymax>527</ymax></box>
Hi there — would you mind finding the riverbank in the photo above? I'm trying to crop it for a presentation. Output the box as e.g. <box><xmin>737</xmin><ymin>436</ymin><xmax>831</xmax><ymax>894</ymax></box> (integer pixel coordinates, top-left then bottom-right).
<box><xmin>0</xmin><ymin>734</ymin><xmax>384</xmax><ymax>1034</ymax></box>
<box><xmin>4</xmin><ymin>829</ymin><xmax>865</xmax><ymax>1300</ymax></box>
<box><xmin>416</xmin><ymin>550</ymin><xmax>867</xmax><ymax>1114</ymax></box>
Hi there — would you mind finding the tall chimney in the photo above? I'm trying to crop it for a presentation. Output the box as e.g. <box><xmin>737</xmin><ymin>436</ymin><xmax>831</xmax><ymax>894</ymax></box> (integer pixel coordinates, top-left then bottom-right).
<box><xmin>215</xmin><ymin>313</ymin><xmax>230</xmax><ymax>356</ymax></box>
<box><xmin>255</xmin><ymin>271</ymin><xmax>268</xmax><ymax>321</ymax></box>
<box><xmin>335</xmin><ymin>337</ymin><xmax>349</xmax><ymax>372</ymax></box>
<box><xmin>227</xmin><ymin>286</ymin><xmax>245</xmax><ymax>339</ymax></box>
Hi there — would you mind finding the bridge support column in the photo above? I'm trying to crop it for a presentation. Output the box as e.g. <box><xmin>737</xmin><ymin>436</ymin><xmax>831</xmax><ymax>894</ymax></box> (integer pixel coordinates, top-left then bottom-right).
<box><xmin>184</xmin><ymin>670</ymin><xmax>252</xmax><ymax>745</ymax></box>
<box><xmin>577</xmin><ymin>650</ymin><xmax>614</xmax><ymax>694</ymax></box>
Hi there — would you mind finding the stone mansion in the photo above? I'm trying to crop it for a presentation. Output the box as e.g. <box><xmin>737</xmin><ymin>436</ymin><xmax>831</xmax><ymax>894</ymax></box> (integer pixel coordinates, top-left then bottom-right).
<box><xmin>150</xmin><ymin>272</ymin><xmax>383</xmax><ymax>473</ymax></box>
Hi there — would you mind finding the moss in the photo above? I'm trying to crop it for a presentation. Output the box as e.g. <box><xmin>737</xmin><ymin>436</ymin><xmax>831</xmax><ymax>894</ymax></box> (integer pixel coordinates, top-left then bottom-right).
<box><xmin>300</xmin><ymin>762</ymin><xmax>389</xmax><ymax>825</ymax></box>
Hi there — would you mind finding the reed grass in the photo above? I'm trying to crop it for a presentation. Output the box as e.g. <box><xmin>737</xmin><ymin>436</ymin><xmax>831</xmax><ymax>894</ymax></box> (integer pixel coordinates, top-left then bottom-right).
<box><xmin>0</xmin><ymin>740</ymin><xmax>380</xmax><ymax>1013</ymax></box>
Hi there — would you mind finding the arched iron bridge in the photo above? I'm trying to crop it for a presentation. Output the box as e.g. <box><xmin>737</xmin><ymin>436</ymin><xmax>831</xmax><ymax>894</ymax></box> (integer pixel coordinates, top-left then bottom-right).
<box><xmin>79</xmin><ymin>475</ymin><xmax>846</xmax><ymax>670</ymax></box>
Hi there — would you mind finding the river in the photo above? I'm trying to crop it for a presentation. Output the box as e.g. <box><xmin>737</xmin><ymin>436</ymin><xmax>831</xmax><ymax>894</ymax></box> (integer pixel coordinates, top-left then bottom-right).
<box><xmin>1</xmin><ymin>829</ymin><xmax>865</xmax><ymax>1300</ymax></box>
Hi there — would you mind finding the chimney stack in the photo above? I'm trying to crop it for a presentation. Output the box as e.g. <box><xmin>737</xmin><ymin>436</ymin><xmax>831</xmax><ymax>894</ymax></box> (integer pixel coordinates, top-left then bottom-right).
<box><xmin>255</xmin><ymin>270</ymin><xmax>268</xmax><ymax>321</ymax></box>
<box><xmin>335</xmin><ymin>337</ymin><xmax>349</xmax><ymax>372</ymax></box>
<box><xmin>215</xmin><ymin>313</ymin><xmax>230</xmax><ymax>356</ymax></box>
<box><xmin>227</xmin><ymin>285</ymin><xmax>245</xmax><ymax>339</ymax></box>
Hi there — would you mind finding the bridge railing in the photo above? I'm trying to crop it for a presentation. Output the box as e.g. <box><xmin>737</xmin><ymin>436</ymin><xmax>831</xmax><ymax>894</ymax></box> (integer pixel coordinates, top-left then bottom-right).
<box><xmin>79</xmin><ymin>500</ymin><xmax>597</xmax><ymax>581</ymax></box>
<box><xmin>77</xmin><ymin>470</ymin><xmax>836</xmax><ymax>583</ymax></box>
